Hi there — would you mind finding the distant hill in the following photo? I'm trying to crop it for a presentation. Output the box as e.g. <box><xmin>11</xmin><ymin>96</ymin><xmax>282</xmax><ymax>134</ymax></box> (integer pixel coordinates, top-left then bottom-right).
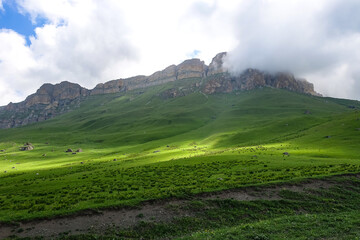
<box><xmin>0</xmin><ymin>52</ymin><xmax>321</xmax><ymax>128</ymax></box>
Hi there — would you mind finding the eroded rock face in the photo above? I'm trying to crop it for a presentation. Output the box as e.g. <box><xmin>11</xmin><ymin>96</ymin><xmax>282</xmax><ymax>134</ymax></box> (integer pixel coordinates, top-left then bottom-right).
<box><xmin>208</xmin><ymin>52</ymin><xmax>227</xmax><ymax>76</ymax></box>
<box><xmin>296</xmin><ymin>78</ymin><xmax>321</xmax><ymax>96</ymax></box>
<box><xmin>202</xmin><ymin>74</ymin><xmax>233</xmax><ymax>94</ymax></box>
<box><xmin>91</xmin><ymin>80</ymin><xmax>124</xmax><ymax>95</ymax></box>
<box><xmin>176</xmin><ymin>59</ymin><xmax>207</xmax><ymax>80</ymax></box>
<box><xmin>0</xmin><ymin>81</ymin><xmax>89</xmax><ymax>128</ymax></box>
<box><xmin>89</xmin><ymin>59</ymin><xmax>207</xmax><ymax>96</ymax></box>
<box><xmin>24</xmin><ymin>81</ymin><xmax>89</xmax><ymax>107</ymax></box>
<box><xmin>148</xmin><ymin>65</ymin><xmax>177</xmax><ymax>84</ymax></box>
<box><xmin>202</xmin><ymin>69</ymin><xmax>322</xmax><ymax>96</ymax></box>
<box><xmin>238</xmin><ymin>69</ymin><xmax>267</xmax><ymax>91</ymax></box>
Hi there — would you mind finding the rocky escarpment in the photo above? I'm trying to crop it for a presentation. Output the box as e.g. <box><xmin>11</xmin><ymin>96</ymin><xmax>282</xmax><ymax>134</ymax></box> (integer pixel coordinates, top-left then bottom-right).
<box><xmin>202</xmin><ymin>68</ymin><xmax>320</xmax><ymax>96</ymax></box>
<box><xmin>0</xmin><ymin>82</ymin><xmax>89</xmax><ymax>128</ymax></box>
<box><xmin>90</xmin><ymin>59</ymin><xmax>207</xmax><ymax>95</ymax></box>
<box><xmin>208</xmin><ymin>52</ymin><xmax>227</xmax><ymax>76</ymax></box>
<box><xmin>0</xmin><ymin>52</ymin><xmax>321</xmax><ymax>129</ymax></box>
<box><xmin>90</xmin><ymin>52</ymin><xmax>319</xmax><ymax>97</ymax></box>
<box><xmin>202</xmin><ymin>53</ymin><xmax>319</xmax><ymax>96</ymax></box>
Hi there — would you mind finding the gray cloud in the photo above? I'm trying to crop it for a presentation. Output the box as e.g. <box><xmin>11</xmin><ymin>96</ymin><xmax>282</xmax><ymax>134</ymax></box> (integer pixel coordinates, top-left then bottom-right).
<box><xmin>224</xmin><ymin>0</ymin><xmax>360</xmax><ymax>99</ymax></box>
<box><xmin>325</xmin><ymin>0</ymin><xmax>360</xmax><ymax>35</ymax></box>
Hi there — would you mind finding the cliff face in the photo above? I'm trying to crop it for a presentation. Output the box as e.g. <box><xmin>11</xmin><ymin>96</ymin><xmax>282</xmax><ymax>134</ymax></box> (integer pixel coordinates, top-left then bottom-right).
<box><xmin>23</xmin><ymin>81</ymin><xmax>89</xmax><ymax>107</ymax></box>
<box><xmin>202</xmin><ymin>67</ymin><xmax>321</xmax><ymax>96</ymax></box>
<box><xmin>90</xmin><ymin>59</ymin><xmax>207</xmax><ymax>95</ymax></box>
<box><xmin>0</xmin><ymin>82</ymin><xmax>89</xmax><ymax>128</ymax></box>
<box><xmin>208</xmin><ymin>52</ymin><xmax>227</xmax><ymax>76</ymax></box>
<box><xmin>203</xmin><ymin>53</ymin><xmax>321</xmax><ymax>96</ymax></box>
<box><xmin>177</xmin><ymin>59</ymin><xmax>207</xmax><ymax>80</ymax></box>
<box><xmin>0</xmin><ymin>52</ymin><xmax>321</xmax><ymax>129</ymax></box>
<box><xmin>89</xmin><ymin>52</ymin><xmax>319</xmax><ymax>97</ymax></box>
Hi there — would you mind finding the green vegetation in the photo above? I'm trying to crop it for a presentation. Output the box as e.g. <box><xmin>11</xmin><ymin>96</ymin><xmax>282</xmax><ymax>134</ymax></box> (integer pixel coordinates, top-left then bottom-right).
<box><xmin>0</xmin><ymin>79</ymin><xmax>359</xmax><ymax>238</ymax></box>
<box><xmin>178</xmin><ymin>176</ymin><xmax>360</xmax><ymax>240</ymax></box>
<box><xmin>53</xmin><ymin>175</ymin><xmax>360</xmax><ymax>239</ymax></box>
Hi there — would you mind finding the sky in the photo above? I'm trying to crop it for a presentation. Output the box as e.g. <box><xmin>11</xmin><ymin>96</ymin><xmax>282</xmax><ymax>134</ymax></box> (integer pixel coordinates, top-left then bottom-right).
<box><xmin>0</xmin><ymin>0</ymin><xmax>359</xmax><ymax>106</ymax></box>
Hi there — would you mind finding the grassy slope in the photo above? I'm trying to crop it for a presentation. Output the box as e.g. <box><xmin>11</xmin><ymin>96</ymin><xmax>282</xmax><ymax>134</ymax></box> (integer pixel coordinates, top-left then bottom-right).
<box><xmin>0</xmin><ymin>78</ymin><xmax>359</xmax><ymax>225</ymax></box>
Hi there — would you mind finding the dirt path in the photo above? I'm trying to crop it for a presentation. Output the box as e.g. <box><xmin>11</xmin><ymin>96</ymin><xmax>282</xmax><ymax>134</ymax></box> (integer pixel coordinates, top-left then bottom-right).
<box><xmin>0</xmin><ymin>175</ymin><xmax>348</xmax><ymax>239</ymax></box>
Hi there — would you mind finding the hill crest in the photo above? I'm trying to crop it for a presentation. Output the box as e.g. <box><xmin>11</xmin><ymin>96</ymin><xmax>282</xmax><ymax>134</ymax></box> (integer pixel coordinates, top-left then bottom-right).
<box><xmin>0</xmin><ymin>52</ymin><xmax>320</xmax><ymax>129</ymax></box>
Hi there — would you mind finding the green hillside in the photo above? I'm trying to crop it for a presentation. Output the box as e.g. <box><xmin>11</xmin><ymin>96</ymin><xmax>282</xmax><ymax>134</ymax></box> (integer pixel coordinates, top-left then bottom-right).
<box><xmin>0</xmin><ymin>79</ymin><xmax>359</xmax><ymax>238</ymax></box>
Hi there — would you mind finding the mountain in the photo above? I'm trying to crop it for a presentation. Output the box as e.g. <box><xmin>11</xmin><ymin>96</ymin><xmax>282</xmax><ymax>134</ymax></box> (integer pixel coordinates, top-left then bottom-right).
<box><xmin>0</xmin><ymin>59</ymin><xmax>359</xmax><ymax>238</ymax></box>
<box><xmin>0</xmin><ymin>76</ymin><xmax>359</xmax><ymax>224</ymax></box>
<box><xmin>0</xmin><ymin>52</ymin><xmax>320</xmax><ymax>129</ymax></box>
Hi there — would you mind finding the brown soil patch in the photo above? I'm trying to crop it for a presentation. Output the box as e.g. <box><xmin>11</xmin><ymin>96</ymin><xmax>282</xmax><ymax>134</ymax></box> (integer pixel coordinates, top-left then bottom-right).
<box><xmin>0</xmin><ymin>174</ymin><xmax>355</xmax><ymax>240</ymax></box>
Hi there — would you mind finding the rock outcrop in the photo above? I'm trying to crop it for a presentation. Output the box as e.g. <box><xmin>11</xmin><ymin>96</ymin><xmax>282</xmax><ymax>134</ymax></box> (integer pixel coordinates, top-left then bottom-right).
<box><xmin>208</xmin><ymin>52</ymin><xmax>227</xmax><ymax>76</ymax></box>
<box><xmin>0</xmin><ymin>52</ymin><xmax>321</xmax><ymax>129</ymax></box>
<box><xmin>24</xmin><ymin>81</ymin><xmax>89</xmax><ymax>106</ymax></box>
<box><xmin>176</xmin><ymin>59</ymin><xmax>207</xmax><ymax>80</ymax></box>
<box><xmin>148</xmin><ymin>65</ymin><xmax>177</xmax><ymax>85</ymax></box>
<box><xmin>90</xmin><ymin>79</ymin><xmax>124</xmax><ymax>95</ymax></box>
<box><xmin>202</xmin><ymin>68</ymin><xmax>322</xmax><ymax>96</ymax></box>
<box><xmin>20</xmin><ymin>142</ymin><xmax>34</xmax><ymax>151</ymax></box>
<box><xmin>0</xmin><ymin>81</ymin><xmax>89</xmax><ymax>128</ymax></box>
<box><xmin>89</xmin><ymin>59</ymin><xmax>207</xmax><ymax>95</ymax></box>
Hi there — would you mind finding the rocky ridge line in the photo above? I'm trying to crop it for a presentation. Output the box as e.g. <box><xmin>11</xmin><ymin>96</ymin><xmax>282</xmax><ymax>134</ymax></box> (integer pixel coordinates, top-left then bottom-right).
<box><xmin>0</xmin><ymin>52</ymin><xmax>320</xmax><ymax>129</ymax></box>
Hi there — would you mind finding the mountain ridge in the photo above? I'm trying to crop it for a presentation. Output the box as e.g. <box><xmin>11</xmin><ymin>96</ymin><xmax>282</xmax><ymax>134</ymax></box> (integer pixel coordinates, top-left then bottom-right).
<box><xmin>0</xmin><ymin>52</ymin><xmax>321</xmax><ymax>129</ymax></box>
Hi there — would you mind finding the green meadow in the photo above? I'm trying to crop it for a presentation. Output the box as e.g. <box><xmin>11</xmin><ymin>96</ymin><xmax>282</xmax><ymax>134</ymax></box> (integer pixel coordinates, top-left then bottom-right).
<box><xmin>0</xmin><ymin>79</ymin><xmax>359</xmax><ymax>232</ymax></box>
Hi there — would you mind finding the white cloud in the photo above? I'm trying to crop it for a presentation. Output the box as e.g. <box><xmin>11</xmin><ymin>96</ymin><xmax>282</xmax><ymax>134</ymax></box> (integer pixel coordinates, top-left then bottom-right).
<box><xmin>0</xmin><ymin>0</ymin><xmax>137</xmax><ymax>105</ymax></box>
<box><xmin>0</xmin><ymin>29</ymin><xmax>37</xmax><ymax>103</ymax></box>
<box><xmin>224</xmin><ymin>0</ymin><xmax>360</xmax><ymax>99</ymax></box>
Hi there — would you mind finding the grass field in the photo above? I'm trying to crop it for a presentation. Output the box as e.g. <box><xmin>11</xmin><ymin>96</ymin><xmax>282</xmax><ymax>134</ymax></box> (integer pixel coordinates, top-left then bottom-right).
<box><xmin>0</xmin><ymin>79</ymin><xmax>359</xmax><ymax>238</ymax></box>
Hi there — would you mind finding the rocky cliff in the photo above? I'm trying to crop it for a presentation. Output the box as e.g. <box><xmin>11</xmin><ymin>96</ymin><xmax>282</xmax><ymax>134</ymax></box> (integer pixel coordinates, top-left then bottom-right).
<box><xmin>0</xmin><ymin>82</ymin><xmax>89</xmax><ymax>128</ymax></box>
<box><xmin>202</xmin><ymin>68</ymin><xmax>320</xmax><ymax>96</ymax></box>
<box><xmin>90</xmin><ymin>59</ymin><xmax>207</xmax><ymax>94</ymax></box>
<box><xmin>0</xmin><ymin>52</ymin><xmax>321</xmax><ymax>128</ymax></box>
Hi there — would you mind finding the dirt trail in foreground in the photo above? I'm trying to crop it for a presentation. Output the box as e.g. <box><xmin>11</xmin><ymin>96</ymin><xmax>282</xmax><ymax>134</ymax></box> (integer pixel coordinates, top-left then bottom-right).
<box><xmin>0</xmin><ymin>175</ymin><xmax>349</xmax><ymax>239</ymax></box>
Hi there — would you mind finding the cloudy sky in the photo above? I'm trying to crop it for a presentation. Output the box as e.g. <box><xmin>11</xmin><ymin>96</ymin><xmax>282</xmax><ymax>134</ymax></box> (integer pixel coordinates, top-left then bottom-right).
<box><xmin>0</xmin><ymin>0</ymin><xmax>359</xmax><ymax>105</ymax></box>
